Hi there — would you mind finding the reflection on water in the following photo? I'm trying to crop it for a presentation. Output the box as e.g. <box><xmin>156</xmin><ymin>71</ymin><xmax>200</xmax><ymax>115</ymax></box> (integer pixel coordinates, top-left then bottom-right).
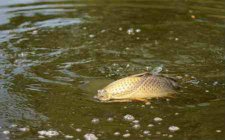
<box><xmin>0</xmin><ymin>0</ymin><xmax>224</xmax><ymax>139</ymax></box>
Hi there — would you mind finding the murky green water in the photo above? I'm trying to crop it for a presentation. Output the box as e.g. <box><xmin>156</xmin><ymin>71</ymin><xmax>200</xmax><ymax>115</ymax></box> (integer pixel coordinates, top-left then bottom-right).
<box><xmin>0</xmin><ymin>0</ymin><xmax>224</xmax><ymax>139</ymax></box>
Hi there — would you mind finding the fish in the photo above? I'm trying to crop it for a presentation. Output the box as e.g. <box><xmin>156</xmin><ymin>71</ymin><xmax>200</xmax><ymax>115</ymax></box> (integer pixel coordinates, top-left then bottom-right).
<box><xmin>96</xmin><ymin>72</ymin><xmax>179</xmax><ymax>102</ymax></box>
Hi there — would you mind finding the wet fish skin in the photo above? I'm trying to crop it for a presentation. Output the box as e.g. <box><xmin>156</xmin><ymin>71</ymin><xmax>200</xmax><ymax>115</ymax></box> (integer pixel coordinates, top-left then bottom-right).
<box><xmin>96</xmin><ymin>72</ymin><xmax>179</xmax><ymax>102</ymax></box>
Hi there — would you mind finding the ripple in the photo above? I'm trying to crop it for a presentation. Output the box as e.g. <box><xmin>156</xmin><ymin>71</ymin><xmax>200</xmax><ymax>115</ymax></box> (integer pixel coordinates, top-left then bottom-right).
<box><xmin>34</xmin><ymin>18</ymin><xmax>81</xmax><ymax>28</ymax></box>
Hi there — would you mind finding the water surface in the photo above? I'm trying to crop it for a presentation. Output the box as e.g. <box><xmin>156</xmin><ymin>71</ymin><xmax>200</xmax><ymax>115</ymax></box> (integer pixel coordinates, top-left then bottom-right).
<box><xmin>0</xmin><ymin>0</ymin><xmax>224</xmax><ymax>139</ymax></box>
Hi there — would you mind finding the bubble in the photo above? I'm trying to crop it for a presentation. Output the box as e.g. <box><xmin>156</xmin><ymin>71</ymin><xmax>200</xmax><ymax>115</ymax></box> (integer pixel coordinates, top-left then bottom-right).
<box><xmin>125</xmin><ymin>47</ymin><xmax>130</xmax><ymax>50</ymax></box>
<box><xmin>97</xmin><ymin>133</ymin><xmax>102</xmax><ymax>137</ymax></box>
<box><xmin>198</xmin><ymin>102</ymin><xmax>210</xmax><ymax>107</ymax></box>
<box><xmin>32</xmin><ymin>30</ymin><xmax>38</xmax><ymax>35</ymax></box>
<box><xmin>123</xmin><ymin>133</ymin><xmax>131</xmax><ymax>138</ymax></box>
<box><xmin>84</xmin><ymin>133</ymin><xmax>98</xmax><ymax>140</ymax></box>
<box><xmin>127</xmin><ymin>28</ymin><xmax>134</xmax><ymax>35</ymax></box>
<box><xmin>175</xmin><ymin>112</ymin><xmax>179</xmax><ymax>115</ymax></box>
<box><xmin>154</xmin><ymin>117</ymin><xmax>163</xmax><ymax>122</ymax></box>
<box><xmin>168</xmin><ymin>126</ymin><xmax>180</xmax><ymax>132</ymax></box>
<box><xmin>107</xmin><ymin>117</ymin><xmax>114</xmax><ymax>122</ymax></box>
<box><xmin>118</xmin><ymin>27</ymin><xmax>123</xmax><ymax>31</ymax></box>
<box><xmin>156</xmin><ymin>131</ymin><xmax>161</xmax><ymax>135</ymax></box>
<box><xmin>18</xmin><ymin>52</ymin><xmax>27</xmax><ymax>57</ymax></box>
<box><xmin>187</xmin><ymin>79</ymin><xmax>199</xmax><ymax>85</ymax></box>
<box><xmin>38</xmin><ymin>135</ymin><xmax>45</xmax><ymax>139</ymax></box>
<box><xmin>18</xmin><ymin>127</ymin><xmax>30</xmax><ymax>132</ymax></box>
<box><xmin>114</xmin><ymin>132</ymin><xmax>120</xmax><ymax>136</ymax></box>
<box><xmin>91</xmin><ymin>118</ymin><xmax>100</xmax><ymax>124</ymax></box>
<box><xmin>213</xmin><ymin>81</ymin><xmax>218</xmax><ymax>86</ymax></box>
<box><xmin>135</xmin><ymin>29</ymin><xmax>141</xmax><ymax>33</ymax></box>
<box><xmin>146</xmin><ymin>66</ymin><xmax>151</xmax><ymax>71</ymax></box>
<box><xmin>168</xmin><ymin>134</ymin><xmax>173</xmax><ymax>138</ymax></box>
<box><xmin>132</xmin><ymin>120</ymin><xmax>139</xmax><ymax>124</ymax></box>
<box><xmin>76</xmin><ymin>128</ymin><xmax>82</xmax><ymax>132</ymax></box>
<box><xmin>189</xmin><ymin>10</ymin><xmax>193</xmax><ymax>13</ymax></box>
<box><xmin>10</xmin><ymin>124</ymin><xmax>17</xmax><ymax>128</ymax></box>
<box><xmin>216</xmin><ymin>130</ymin><xmax>222</xmax><ymax>133</ymax></box>
<box><xmin>143</xmin><ymin>130</ymin><xmax>150</xmax><ymax>135</ymax></box>
<box><xmin>176</xmin><ymin>76</ymin><xmax>183</xmax><ymax>79</ymax></box>
<box><xmin>65</xmin><ymin>135</ymin><xmax>74</xmax><ymax>139</ymax></box>
<box><xmin>205</xmin><ymin>90</ymin><xmax>209</xmax><ymax>93</ymax></box>
<box><xmin>147</xmin><ymin>124</ymin><xmax>154</xmax><ymax>127</ymax></box>
<box><xmin>89</xmin><ymin>34</ymin><xmax>95</xmax><ymax>38</ymax></box>
<box><xmin>124</xmin><ymin>114</ymin><xmax>135</xmax><ymax>122</ymax></box>
<box><xmin>3</xmin><ymin>130</ymin><xmax>10</xmax><ymax>135</ymax></box>
<box><xmin>145</xmin><ymin>102</ymin><xmax>151</xmax><ymax>105</ymax></box>
<box><xmin>100</xmin><ymin>29</ymin><xmax>106</xmax><ymax>33</ymax></box>
<box><xmin>38</xmin><ymin>130</ymin><xmax>59</xmax><ymax>137</ymax></box>
<box><xmin>132</xmin><ymin>124</ymin><xmax>141</xmax><ymax>129</ymax></box>
<box><xmin>151</xmin><ymin>65</ymin><xmax>163</xmax><ymax>75</ymax></box>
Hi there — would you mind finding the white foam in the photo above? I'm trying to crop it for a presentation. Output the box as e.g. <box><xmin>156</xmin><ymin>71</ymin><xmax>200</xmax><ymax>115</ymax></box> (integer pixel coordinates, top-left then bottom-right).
<box><xmin>91</xmin><ymin>118</ymin><xmax>100</xmax><ymax>124</ymax></box>
<box><xmin>114</xmin><ymin>132</ymin><xmax>120</xmax><ymax>136</ymax></box>
<box><xmin>154</xmin><ymin>117</ymin><xmax>163</xmax><ymax>122</ymax></box>
<box><xmin>38</xmin><ymin>130</ymin><xmax>59</xmax><ymax>137</ymax></box>
<box><xmin>89</xmin><ymin>34</ymin><xmax>95</xmax><ymax>38</ymax></box>
<box><xmin>135</xmin><ymin>29</ymin><xmax>141</xmax><ymax>33</ymax></box>
<box><xmin>127</xmin><ymin>28</ymin><xmax>134</xmax><ymax>35</ymax></box>
<box><xmin>84</xmin><ymin>133</ymin><xmax>98</xmax><ymax>140</ymax></box>
<box><xmin>132</xmin><ymin>124</ymin><xmax>140</xmax><ymax>129</ymax></box>
<box><xmin>124</xmin><ymin>114</ymin><xmax>135</xmax><ymax>122</ymax></box>
<box><xmin>216</xmin><ymin>130</ymin><xmax>222</xmax><ymax>133</ymax></box>
<box><xmin>147</xmin><ymin>124</ymin><xmax>154</xmax><ymax>127</ymax></box>
<box><xmin>65</xmin><ymin>135</ymin><xmax>74</xmax><ymax>139</ymax></box>
<box><xmin>123</xmin><ymin>133</ymin><xmax>130</xmax><ymax>138</ymax></box>
<box><xmin>168</xmin><ymin>126</ymin><xmax>180</xmax><ymax>132</ymax></box>
<box><xmin>3</xmin><ymin>130</ymin><xmax>10</xmax><ymax>135</ymax></box>
<box><xmin>18</xmin><ymin>127</ymin><xmax>30</xmax><ymax>132</ymax></box>
<box><xmin>107</xmin><ymin>117</ymin><xmax>114</xmax><ymax>122</ymax></box>
<box><xmin>143</xmin><ymin>130</ymin><xmax>150</xmax><ymax>135</ymax></box>
<box><xmin>76</xmin><ymin>128</ymin><xmax>82</xmax><ymax>132</ymax></box>
<box><xmin>132</xmin><ymin>120</ymin><xmax>139</xmax><ymax>124</ymax></box>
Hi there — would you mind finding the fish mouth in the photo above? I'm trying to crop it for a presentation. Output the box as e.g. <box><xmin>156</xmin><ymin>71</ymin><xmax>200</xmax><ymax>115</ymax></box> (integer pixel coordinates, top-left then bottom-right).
<box><xmin>97</xmin><ymin>89</ymin><xmax>105</xmax><ymax>94</ymax></box>
<box><xmin>96</xmin><ymin>89</ymin><xmax>111</xmax><ymax>101</ymax></box>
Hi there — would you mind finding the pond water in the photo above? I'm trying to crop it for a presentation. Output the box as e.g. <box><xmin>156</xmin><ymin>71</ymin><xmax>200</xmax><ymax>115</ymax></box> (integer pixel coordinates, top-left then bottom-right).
<box><xmin>0</xmin><ymin>0</ymin><xmax>224</xmax><ymax>139</ymax></box>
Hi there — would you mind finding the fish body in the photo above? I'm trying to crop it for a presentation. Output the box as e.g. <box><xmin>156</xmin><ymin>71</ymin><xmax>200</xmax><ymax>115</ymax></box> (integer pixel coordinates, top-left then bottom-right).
<box><xmin>96</xmin><ymin>72</ymin><xmax>179</xmax><ymax>102</ymax></box>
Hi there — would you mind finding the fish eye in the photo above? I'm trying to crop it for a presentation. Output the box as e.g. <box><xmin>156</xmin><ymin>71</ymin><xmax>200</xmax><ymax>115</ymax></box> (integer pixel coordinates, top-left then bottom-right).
<box><xmin>97</xmin><ymin>90</ymin><xmax>110</xmax><ymax>101</ymax></box>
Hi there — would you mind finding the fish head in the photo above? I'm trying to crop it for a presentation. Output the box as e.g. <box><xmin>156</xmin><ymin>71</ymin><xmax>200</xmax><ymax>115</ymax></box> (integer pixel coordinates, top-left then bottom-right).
<box><xmin>96</xmin><ymin>89</ymin><xmax>112</xmax><ymax>101</ymax></box>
